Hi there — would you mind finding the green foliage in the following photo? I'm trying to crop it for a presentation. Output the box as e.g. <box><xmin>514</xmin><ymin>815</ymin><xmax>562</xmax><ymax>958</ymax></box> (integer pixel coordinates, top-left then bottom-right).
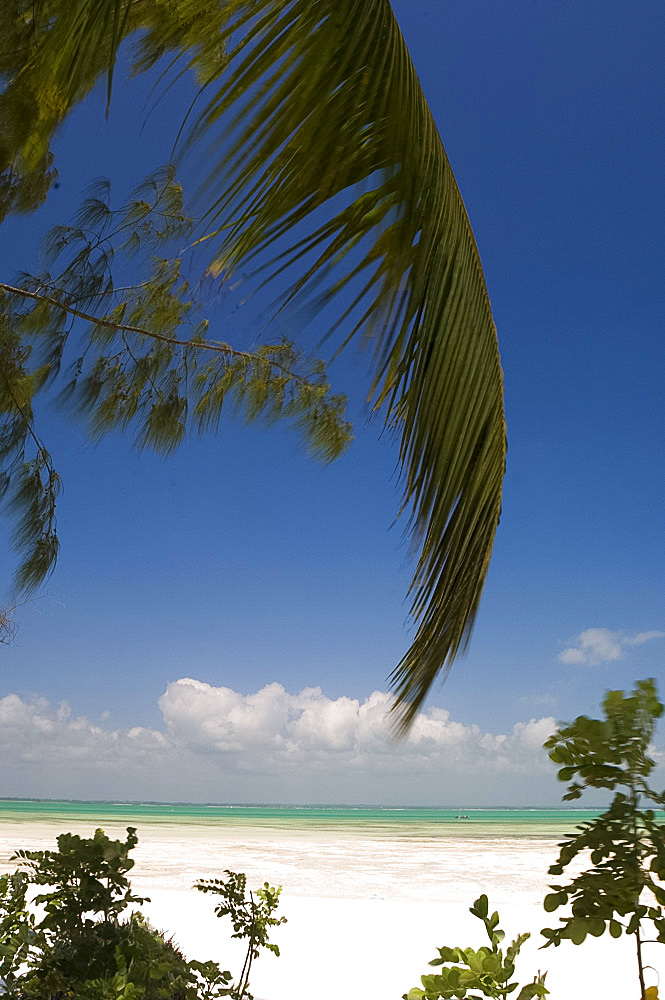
<box><xmin>12</xmin><ymin>910</ymin><xmax>231</xmax><ymax>1000</ymax></box>
<box><xmin>0</xmin><ymin>1</ymin><xmax>58</xmax><ymax>222</ymax></box>
<box><xmin>0</xmin><ymin>1</ymin><xmax>232</xmax><ymax>220</ymax></box>
<box><xmin>0</xmin><ymin>826</ymin><xmax>282</xmax><ymax>1000</ymax></box>
<box><xmin>0</xmin><ymin>165</ymin><xmax>351</xmax><ymax>595</ymax></box>
<box><xmin>403</xmin><ymin>895</ymin><xmax>547</xmax><ymax>1000</ymax></box>
<box><xmin>0</xmin><ymin>871</ymin><xmax>35</xmax><ymax>990</ymax></box>
<box><xmin>541</xmin><ymin>678</ymin><xmax>665</xmax><ymax>1000</ymax></box>
<box><xmin>0</xmin><ymin>302</ymin><xmax>60</xmax><ymax>593</ymax></box>
<box><xmin>195</xmin><ymin>871</ymin><xmax>287</xmax><ymax>999</ymax></box>
<box><xmin>12</xmin><ymin>827</ymin><xmax>147</xmax><ymax>938</ymax></box>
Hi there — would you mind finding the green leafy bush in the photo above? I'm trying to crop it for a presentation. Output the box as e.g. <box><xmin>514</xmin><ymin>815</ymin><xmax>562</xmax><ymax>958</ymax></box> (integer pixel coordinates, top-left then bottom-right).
<box><xmin>0</xmin><ymin>826</ymin><xmax>284</xmax><ymax>1000</ymax></box>
<box><xmin>0</xmin><ymin>871</ymin><xmax>34</xmax><ymax>991</ymax></box>
<box><xmin>541</xmin><ymin>677</ymin><xmax>665</xmax><ymax>1000</ymax></box>
<box><xmin>195</xmin><ymin>872</ymin><xmax>286</xmax><ymax>999</ymax></box>
<box><xmin>403</xmin><ymin>894</ymin><xmax>547</xmax><ymax>1000</ymax></box>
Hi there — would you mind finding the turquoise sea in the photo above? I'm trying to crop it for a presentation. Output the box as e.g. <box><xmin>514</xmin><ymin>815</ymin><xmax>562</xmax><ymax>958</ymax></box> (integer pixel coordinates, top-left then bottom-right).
<box><xmin>0</xmin><ymin>796</ymin><xmax>604</xmax><ymax>838</ymax></box>
<box><xmin>0</xmin><ymin>798</ymin><xmax>621</xmax><ymax>902</ymax></box>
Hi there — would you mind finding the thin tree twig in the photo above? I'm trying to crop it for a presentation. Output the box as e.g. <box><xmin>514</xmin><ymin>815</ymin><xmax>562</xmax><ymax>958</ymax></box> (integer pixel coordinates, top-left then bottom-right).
<box><xmin>0</xmin><ymin>282</ymin><xmax>314</xmax><ymax>387</ymax></box>
<box><xmin>238</xmin><ymin>891</ymin><xmax>257</xmax><ymax>1000</ymax></box>
<box><xmin>0</xmin><ymin>603</ymin><xmax>17</xmax><ymax>644</ymax></box>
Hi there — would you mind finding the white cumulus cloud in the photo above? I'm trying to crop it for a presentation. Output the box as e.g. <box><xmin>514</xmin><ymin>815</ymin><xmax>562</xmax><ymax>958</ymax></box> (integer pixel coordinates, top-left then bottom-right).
<box><xmin>559</xmin><ymin>628</ymin><xmax>664</xmax><ymax>666</ymax></box>
<box><xmin>1</xmin><ymin>680</ymin><xmax>562</xmax><ymax>804</ymax></box>
<box><xmin>0</xmin><ymin>692</ymin><xmax>168</xmax><ymax>767</ymax></box>
<box><xmin>157</xmin><ymin>679</ymin><xmax>558</xmax><ymax>779</ymax></box>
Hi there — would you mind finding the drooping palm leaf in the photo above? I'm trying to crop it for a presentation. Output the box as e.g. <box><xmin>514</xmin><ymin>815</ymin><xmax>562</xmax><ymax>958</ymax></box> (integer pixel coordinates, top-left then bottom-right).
<box><xmin>181</xmin><ymin>0</ymin><xmax>507</xmax><ymax>731</ymax></box>
<box><xmin>3</xmin><ymin>0</ymin><xmax>506</xmax><ymax>730</ymax></box>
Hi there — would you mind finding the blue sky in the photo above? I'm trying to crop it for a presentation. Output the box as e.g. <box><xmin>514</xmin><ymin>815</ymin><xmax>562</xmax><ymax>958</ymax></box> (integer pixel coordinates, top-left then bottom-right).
<box><xmin>1</xmin><ymin>0</ymin><xmax>663</xmax><ymax>805</ymax></box>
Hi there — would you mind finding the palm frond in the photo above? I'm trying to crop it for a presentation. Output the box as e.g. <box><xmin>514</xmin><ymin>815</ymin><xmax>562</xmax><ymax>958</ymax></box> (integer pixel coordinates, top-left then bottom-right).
<box><xmin>30</xmin><ymin>0</ymin><xmax>126</xmax><ymax>110</ymax></box>
<box><xmin>5</xmin><ymin>0</ymin><xmax>506</xmax><ymax>729</ymax></box>
<box><xmin>181</xmin><ymin>0</ymin><xmax>507</xmax><ymax>731</ymax></box>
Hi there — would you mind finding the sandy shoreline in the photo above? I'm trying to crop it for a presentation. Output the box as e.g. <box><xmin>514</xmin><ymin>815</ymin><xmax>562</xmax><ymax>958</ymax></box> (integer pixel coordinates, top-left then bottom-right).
<box><xmin>141</xmin><ymin>889</ymin><xmax>655</xmax><ymax>1000</ymax></box>
<box><xmin>0</xmin><ymin>819</ymin><xmax>570</xmax><ymax>902</ymax></box>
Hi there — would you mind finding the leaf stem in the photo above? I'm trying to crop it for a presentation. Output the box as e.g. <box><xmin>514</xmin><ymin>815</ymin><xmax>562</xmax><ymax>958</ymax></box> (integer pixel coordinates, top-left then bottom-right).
<box><xmin>636</xmin><ymin>924</ymin><xmax>647</xmax><ymax>1000</ymax></box>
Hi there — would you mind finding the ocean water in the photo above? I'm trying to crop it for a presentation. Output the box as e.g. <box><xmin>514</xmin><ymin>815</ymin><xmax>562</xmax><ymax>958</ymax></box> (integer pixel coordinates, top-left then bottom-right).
<box><xmin>0</xmin><ymin>798</ymin><xmax>603</xmax><ymax>835</ymax></box>
<box><xmin>0</xmin><ymin>798</ymin><xmax>602</xmax><ymax>903</ymax></box>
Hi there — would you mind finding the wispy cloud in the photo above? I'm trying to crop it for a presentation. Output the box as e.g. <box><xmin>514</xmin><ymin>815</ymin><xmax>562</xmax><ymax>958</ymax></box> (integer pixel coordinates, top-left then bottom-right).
<box><xmin>559</xmin><ymin>628</ymin><xmax>665</xmax><ymax>666</ymax></box>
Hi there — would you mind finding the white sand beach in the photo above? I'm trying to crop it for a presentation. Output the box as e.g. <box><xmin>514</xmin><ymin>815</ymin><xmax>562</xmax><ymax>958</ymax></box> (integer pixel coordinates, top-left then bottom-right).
<box><xmin>1</xmin><ymin>815</ymin><xmax>661</xmax><ymax>1000</ymax></box>
<box><xmin>142</xmin><ymin>889</ymin><xmax>651</xmax><ymax>1000</ymax></box>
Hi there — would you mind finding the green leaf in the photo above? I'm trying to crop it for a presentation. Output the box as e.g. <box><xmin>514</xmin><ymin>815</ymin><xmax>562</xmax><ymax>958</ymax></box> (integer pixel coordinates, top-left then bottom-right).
<box><xmin>567</xmin><ymin>920</ymin><xmax>587</xmax><ymax>945</ymax></box>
